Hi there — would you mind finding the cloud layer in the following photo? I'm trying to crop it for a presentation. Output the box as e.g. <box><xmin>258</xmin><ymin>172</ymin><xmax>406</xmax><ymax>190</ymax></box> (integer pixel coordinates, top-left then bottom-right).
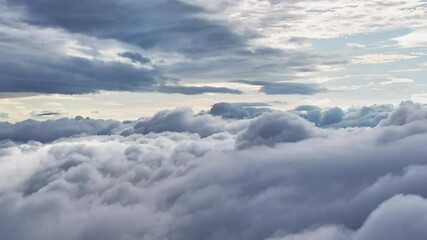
<box><xmin>1</xmin><ymin>101</ymin><xmax>427</xmax><ymax>239</ymax></box>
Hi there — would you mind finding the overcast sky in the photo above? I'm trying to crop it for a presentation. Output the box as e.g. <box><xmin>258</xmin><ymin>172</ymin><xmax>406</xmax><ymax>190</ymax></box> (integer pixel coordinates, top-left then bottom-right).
<box><xmin>0</xmin><ymin>0</ymin><xmax>426</xmax><ymax>121</ymax></box>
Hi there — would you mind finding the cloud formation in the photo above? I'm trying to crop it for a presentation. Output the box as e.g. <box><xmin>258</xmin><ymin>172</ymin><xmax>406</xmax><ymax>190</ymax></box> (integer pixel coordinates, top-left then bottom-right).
<box><xmin>292</xmin><ymin>104</ymin><xmax>395</xmax><ymax>128</ymax></box>
<box><xmin>1</xmin><ymin>101</ymin><xmax>427</xmax><ymax>239</ymax></box>
<box><xmin>234</xmin><ymin>80</ymin><xmax>326</xmax><ymax>95</ymax></box>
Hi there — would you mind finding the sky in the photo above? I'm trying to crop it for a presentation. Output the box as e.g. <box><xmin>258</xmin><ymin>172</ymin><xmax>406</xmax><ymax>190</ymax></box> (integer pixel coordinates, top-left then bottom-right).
<box><xmin>0</xmin><ymin>0</ymin><xmax>426</xmax><ymax>121</ymax></box>
<box><xmin>3</xmin><ymin>1</ymin><xmax>427</xmax><ymax>240</ymax></box>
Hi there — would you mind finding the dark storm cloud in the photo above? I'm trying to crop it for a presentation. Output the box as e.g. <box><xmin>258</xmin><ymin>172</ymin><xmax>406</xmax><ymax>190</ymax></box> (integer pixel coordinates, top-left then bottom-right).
<box><xmin>7</xmin><ymin>0</ymin><xmax>246</xmax><ymax>56</ymax></box>
<box><xmin>234</xmin><ymin>80</ymin><xmax>326</xmax><ymax>95</ymax></box>
<box><xmin>1</xmin><ymin>101</ymin><xmax>427</xmax><ymax>239</ymax></box>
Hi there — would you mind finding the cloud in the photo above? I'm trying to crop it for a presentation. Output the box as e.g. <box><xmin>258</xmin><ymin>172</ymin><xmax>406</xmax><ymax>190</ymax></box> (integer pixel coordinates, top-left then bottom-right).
<box><xmin>34</xmin><ymin>112</ymin><xmax>62</xmax><ymax>117</ymax></box>
<box><xmin>236</xmin><ymin>111</ymin><xmax>321</xmax><ymax>149</ymax></box>
<box><xmin>0</xmin><ymin>102</ymin><xmax>397</xmax><ymax>144</ymax></box>
<box><xmin>0</xmin><ymin>117</ymin><xmax>123</xmax><ymax>143</ymax></box>
<box><xmin>234</xmin><ymin>80</ymin><xmax>326</xmax><ymax>95</ymax></box>
<box><xmin>352</xmin><ymin>54</ymin><xmax>418</xmax><ymax>64</ymax></box>
<box><xmin>118</xmin><ymin>52</ymin><xmax>151</xmax><ymax>64</ymax></box>
<box><xmin>292</xmin><ymin>104</ymin><xmax>395</xmax><ymax>128</ymax></box>
<box><xmin>208</xmin><ymin>102</ymin><xmax>271</xmax><ymax>119</ymax></box>
<box><xmin>380</xmin><ymin>101</ymin><xmax>427</xmax><ymax>126</ymax></box>
<box><xmin>0</xmin><ymin>27</ymin><xmax>166</xmax><ymax>94</ymax></box>
<box><xmin>1</xmin><ymin>101</ymin><xmax>427</xmax><ymax>239</ymax></box>
<box><xmin>347</xmin><ymin>43</ymin><xmax>366</xmax><ymax>50</ymax></box>
<box><xmin>0</xmin><ymin>1</ymin><xmax>248</xmax><ymax>95</ymax></box>
<box><xmin>122</xmin><ymin>108</ymin><xmax>248</xmax><ymax>138</ymax></box>
<box><xmin>7</xmin><ymin>0</ymin><xmax>246</xmax><ymax>57</ymax></box>
<box><xmin>380</xmin><ymin>77</ymin><xmax>414</xmax><ymax>85</ymax></box>
<box><xmin>269</xmin><ymin>195</ymin><xmax>427</xmax><ymax>240</ymax></box>
<box><xmin>394</xmin><ymin>26</ymin><xmax>427</xmax><ymax>47</ymax></box>
<box><xmin>185</xmin><ymin>0</ymin><xmax>427</xmax><ymax>42</ymax></box>
<box><xmin>157</xmin><ymin>85</ymin><xmax>242</xmax><ymax>95</ymax></box>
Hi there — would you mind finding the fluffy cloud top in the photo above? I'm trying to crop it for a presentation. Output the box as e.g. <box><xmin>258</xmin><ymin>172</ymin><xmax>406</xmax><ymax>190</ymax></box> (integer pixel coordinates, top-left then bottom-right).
<box><xmin>1</xmin><ymin>101</ymin><xmax>427</xmax><ymax>239</ymax></box>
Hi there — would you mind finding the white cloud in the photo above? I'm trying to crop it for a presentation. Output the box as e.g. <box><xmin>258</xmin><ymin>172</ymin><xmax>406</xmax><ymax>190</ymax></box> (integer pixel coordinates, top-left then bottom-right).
<box><xmin>411</xmin><ymin>93</ymin><xmax>427</xmax><ymax>103</ymax></box>
<box><xmin>380</xmin><ymin>77</ymin><xmax>414</xmax><ymax>85</ymax></box>
<box><xmin>394</xmin><ymin>26</ymin><xmax>427</xmax><ymax>47</ymax></box>
<box><xmin>352</xmin><ymin>54</ymin><xmax>417</xmax><ymax>64</ymax></box>
<box><xmin>186</xmin><ymin>0</ymin><xmax>426</xmax><ymax>49</ymax></box>
<box><xmin>1</xmin><ymin>102</ymin><xmax>427</xmax><ymax>239</ymax></box>
<box><xmin>347</xmin><ymin>43</ymin><xmax>366</xmax><ymax>50</ymax></box>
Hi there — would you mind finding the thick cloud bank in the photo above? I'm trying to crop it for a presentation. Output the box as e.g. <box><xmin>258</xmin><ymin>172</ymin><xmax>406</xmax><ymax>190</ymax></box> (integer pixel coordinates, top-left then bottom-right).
<box><xmin>1</xmin><ymin>102</ymin><xmax>427</xmax><ymax>239</ymax></box>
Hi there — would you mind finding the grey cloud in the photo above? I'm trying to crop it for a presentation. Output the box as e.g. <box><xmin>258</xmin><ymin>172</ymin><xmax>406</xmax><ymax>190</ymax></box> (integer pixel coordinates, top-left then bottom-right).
<box><xmin>157</xmin><ymin>85</ymin><xmax>242</xmax><ymax>95</ymax></box>
<box><xmin>0</xmin><ymin>102</ymin><xmax>411</xmax><ymax>144</ymax></box>
<box><xmin>0</xmin><ymin>32</ymin><xmax>243</xmax><ymax>95</ymax></box>
<box><xmin>270</xmin><ymin>195</ymin><xmax>427</xmax><ymax>240</ymax></box>
<box><xmin>118</xmin><ymin>51</ymin><xmax>151</xmax><ymax>64</ymax></box>
<box><xmin>292</xmin><ymin>103</ymin><xmax>395</xmax><ymax>128</ymax></box>
<box><xmin>0</xmin><ymin>1</ymin><xmax>249</xmax><ymax>95</ymax></box>
<box><xmin>8</xmin><ymin>0</ymin><xmax>246</xmax><ymax>57</ymax></box>
<box><xmin>234</xmin><ymin>80</ymin><xmax>326</xmax><ymax>95</ymax></box>
<box><xmin>1</xmin><ymin>102</ymin><xmax>427</xmax><ymax>239</ymax></box>
<box><xmin>380</xmin><ymin>101</ymin><xmax>427</xmax><ymax>126</ymax></box>
<box><xmin>208</xmin><ymin>102</ymin><xmax>271</xmax><ymax>119</ymax></box>
<box><xmin>0</xmin><ymin>0</ymin><xmax>348</xmax><ymax>95</ymax></box>
<box><xmin>0</xmin><ymin>117</ymin><xmax>123</xmax><ymax>143</ymax></box>
<box><xmin>34</xmin><ymin>112</ymin><xmax>61</xmax><ymax>117</ymax></box>
<box><xmin>0</xmin><ymin>108</ymin><xmax>245</xmax><ymax>143</ymax></box>
<box><xmin>124</xmin><ymin>108</ymin><xmax>246</xmax><ymax>138</ymax></box>
<box><xmin>0</xmin><ymin>44</ymin><xmax>164</xmax><ymax>94</ymax></box>
<box><xmin>236</xmin><ymin>111</ymin><xmax>320</xmax><ymax>149</ymax></box>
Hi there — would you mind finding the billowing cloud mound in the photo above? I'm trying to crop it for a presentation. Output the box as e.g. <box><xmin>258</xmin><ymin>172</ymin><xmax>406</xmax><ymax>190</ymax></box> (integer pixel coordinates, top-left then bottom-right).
<box><xmin>380</xmin><ymin>101</ymin><xmax>427</xmax><ymax>126</ymax></box>
<box><xmin>209</xmin><ymin>102</ymin><xmax>271</xmax><ymax>119</ymax></box>
<box><xmin>236</xmin><ymin>111</ymin><xmax>319</xmax><ymax>149</ymax></box>
<box><xmin>1</xmin><ymin>102</ymin><xmax>427</xmax><ymax>239</ymax></box>
<box><xmin>292</xmin><ymin>103</ymin><xmax>395</xmax><ymax>128</ymax></box>
<box><xmin>124</xmin><ymin>108</ymin><xmax>243</xmax><ymax>137</ymax></box>
<box><xmin>0</xmin><ymin>116</ymin><xmax>123</xmax><ymax>143</ymax></box>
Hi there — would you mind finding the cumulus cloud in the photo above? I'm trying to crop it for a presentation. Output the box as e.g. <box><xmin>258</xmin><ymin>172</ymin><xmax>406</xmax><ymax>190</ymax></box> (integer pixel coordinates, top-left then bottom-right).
<box><xmin>0</xmin><ymin>102</ymin><xmax>398</xmax><ymax>144</ymax></box>
<box><xmin>208</xmin><ymin>102</ymin><xmax>271</xmax><ymax>119</ymax></box>
<box><xmin>292</xmin><ymin>103</ymin><xmax>395</xmax><ymax>128</ymax></box>
<box><xmin>0</xmin><ymin>116</ymin><xmax>123</xmax><ymax>143</ymax></box>
<box><xmin>380</xmin><ymin>101</ymin><xmax>427</xmax><ymax>126</ymax></box>
<box><xmin>1</xmin><ymin>101</ymin><xmax>427</xmax><ymax>239</ymax></box>
<box><xmin>236</xmin><ymin>111</ymin><xmax>320</xmax><ymax>149</ymax></box>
